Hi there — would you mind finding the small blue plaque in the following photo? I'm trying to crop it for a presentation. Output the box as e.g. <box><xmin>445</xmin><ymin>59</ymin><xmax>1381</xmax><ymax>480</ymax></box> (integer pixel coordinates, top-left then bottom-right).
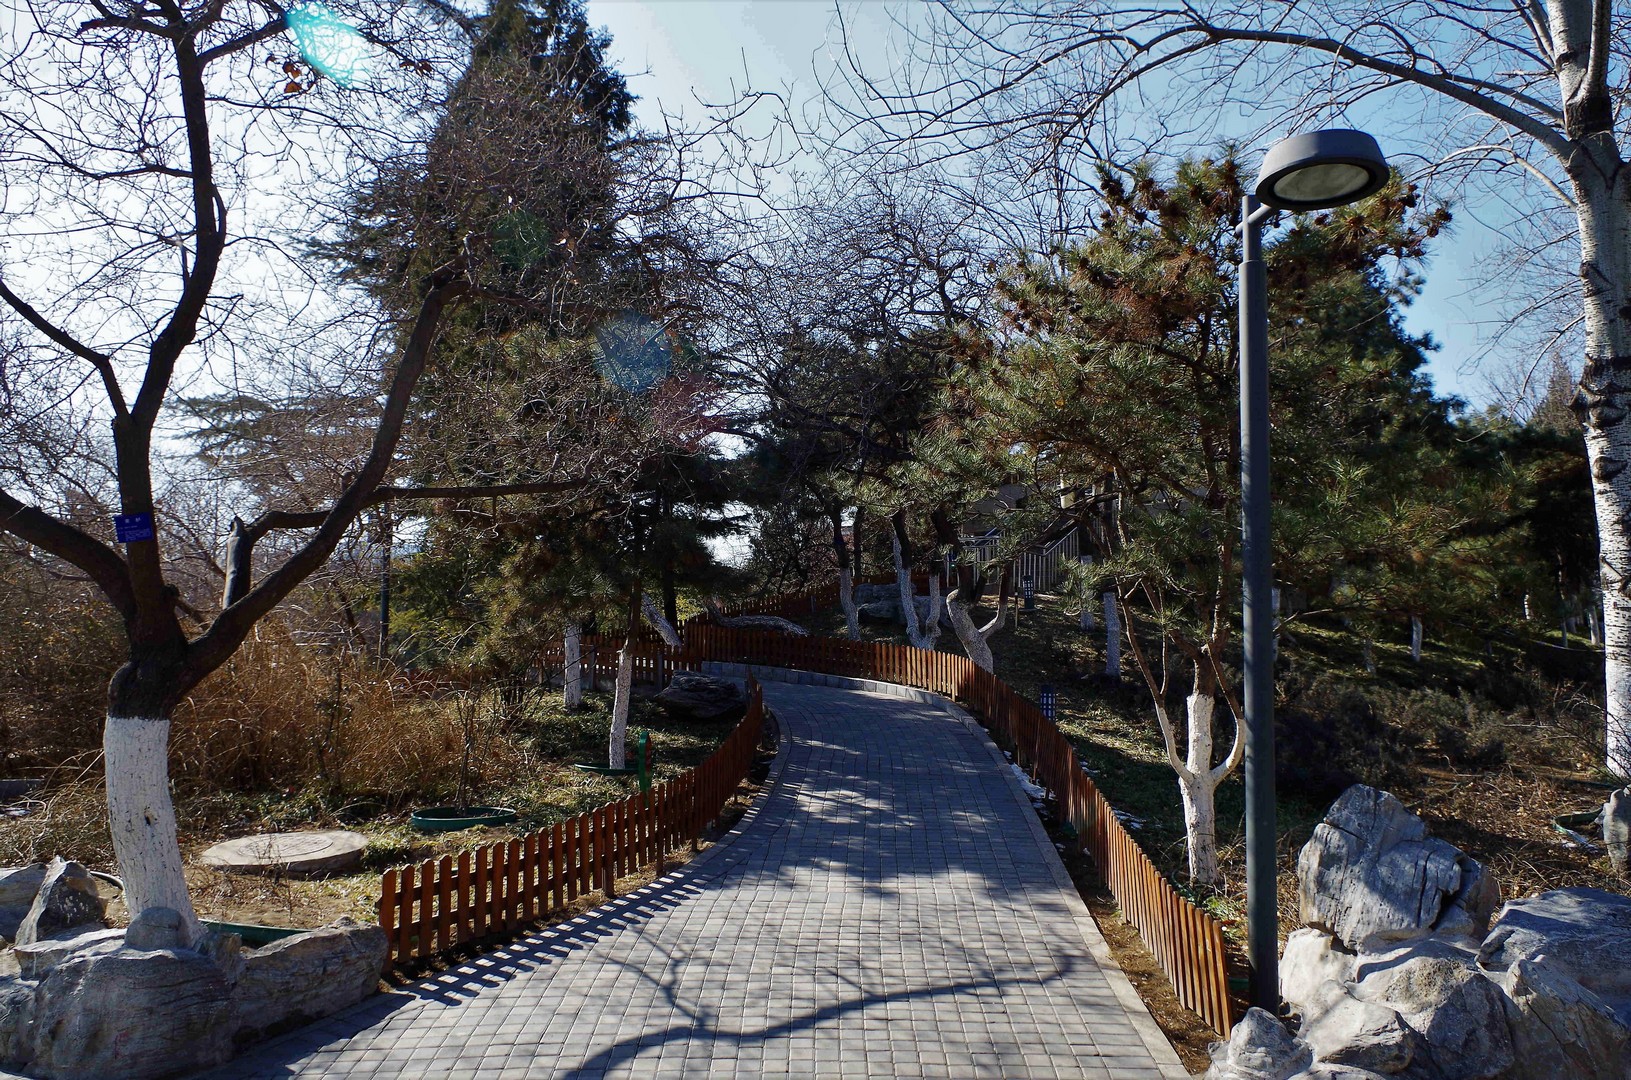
<box><xmin>114</xmin><ymin>512</ymin><xmax>155</xmax><ymax>543</ymax></box>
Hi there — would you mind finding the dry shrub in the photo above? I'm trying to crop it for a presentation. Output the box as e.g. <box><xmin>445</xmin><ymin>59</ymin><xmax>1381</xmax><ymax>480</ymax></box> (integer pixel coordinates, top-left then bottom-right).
<box><xmin>172</xmin><ymin>624</ymin><xmax>526</xmax><ymax>806</ymax></box>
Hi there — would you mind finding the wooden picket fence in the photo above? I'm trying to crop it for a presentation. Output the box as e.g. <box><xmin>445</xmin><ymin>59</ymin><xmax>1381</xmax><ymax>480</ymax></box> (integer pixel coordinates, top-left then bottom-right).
<box><xmin>376</xmin><ymin>679</ymin><xmax>765</xmax><ymax>968</ymax></box>
<box><xmin>673</xmin><ymin>623</ymin><xmax>1239</xmax><ymax>1035</ymax></box>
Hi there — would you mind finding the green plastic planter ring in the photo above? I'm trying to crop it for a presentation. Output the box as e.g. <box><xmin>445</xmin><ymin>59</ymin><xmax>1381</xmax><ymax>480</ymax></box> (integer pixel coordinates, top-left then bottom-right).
<box><xmin>409</xmin><ymin>805</ymin><xmax>518</xmax><ymax>832</ymax></box>
<box><xmin>200</xmin><ymin>919</ymin><xmax>306</xmax><ymax>947</ymax></box>
<box><xmin>573</xmin><ymin>730</ymin><xmax>652</xmax><ymax>792</ymax></box>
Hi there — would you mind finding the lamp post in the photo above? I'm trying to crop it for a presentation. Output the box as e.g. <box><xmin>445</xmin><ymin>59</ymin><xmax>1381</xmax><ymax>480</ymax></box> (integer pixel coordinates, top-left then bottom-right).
<box><xmin>1239</xmin><ymin>129</ymin><xmax>1388</xmax><ymax>1014</ymax></box>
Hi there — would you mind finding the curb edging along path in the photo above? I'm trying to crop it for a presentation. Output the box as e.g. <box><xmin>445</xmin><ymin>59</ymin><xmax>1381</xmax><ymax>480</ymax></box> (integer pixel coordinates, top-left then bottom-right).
<box><xmin>207</xmin><ymin>673</ymin><xmax>1187</xmax><ymax>1079</ymax></box>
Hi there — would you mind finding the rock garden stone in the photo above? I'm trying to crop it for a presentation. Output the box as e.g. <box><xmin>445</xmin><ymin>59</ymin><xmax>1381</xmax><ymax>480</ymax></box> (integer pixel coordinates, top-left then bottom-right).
<box><xmin>1498</xmin><ymin>958</ymin><xmax>1631</xmax><ymax>1080</ymax></box>
<box><xmin>1204</xmin><ymin>1006</ymin><xmax>1314</xmax><ymax>1079</ymax></box>
<box><xmin>1297</xmin><ymin>785</ymin><xmax>1497</xmax><ymax>952</ymax></box>
<box><xmin>856</xmin><ymin>599</ymin><xmax>901</xmax><ymax>624</ymax></box>
<box><xmin>1280</xmin><ymin>928</ymin><xmax>1355</xmax><ymax>1018</ymax></box>
<box><xmin>1477</xmin><ymin>887</ymin><xmax>1631</xmax><ymax>1017</ymax></box>
<box><xmin>0</xmin><ymin>976</ymin><xmax>35</xmax><ymax>1070</ymax></box>
<box><xmin>653</xmin><ymin>671</ymin><xmax>747</xmax><ymax>722</ymax></box>
<box><xmin>1297</xmin><ymin>989</ymin><xmax>1420</xmax><ymax>1076</ymax></box>
<box><xmin>230</xmin><ymin>917</ymin><xmax>386</xmax><ymax>1044</ymax></box>
<box><xmin>124</xmin><ymin>905</ymin><xmax>185</xmax><ymax>951</ymax></box>
<box><xmin>31</xmin><ymin>947</ymin><xmax>233</xmax><ymax>1079</ymax></box>
<box><xmin>13</xmin><ymin>927</ymin><xmax>124</xmax><ymax>980</ymax></box>
<box><xmin>1351</xmin><ymin>937</ymin><xmax>1513</xmax><ymax>1079</ymax></box>
<box><xmin>0</xmin><ymin>864</ymin><xmax>47</xmax><ymax>943</ymax></box>
<box><xmin>1608</xmin><ymin>787</ymin><xmax>1630</xmax><ymax>875</ymax></box>
<box><xmin>198</xmin><ymin>928</ymin><xmax>245</xmax><ymax>987</ymax></box>
<box><xmin>14</xmin><ymin>858</ymin><xmax>104</xmax><ymax>947</ymax></box>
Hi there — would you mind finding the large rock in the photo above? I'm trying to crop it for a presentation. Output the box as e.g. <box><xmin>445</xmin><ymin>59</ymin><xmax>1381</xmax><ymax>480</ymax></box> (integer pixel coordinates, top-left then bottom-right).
<box><xmin>13</xmin><ymin>927</ymin><xmax>125</xmax><ymax>980</ymax></box>
<box><xmin>0</xmin><ymin>864</ymin><xmax>48</xmax><ymax>943</ymax></box>
<box><xmin>1498</xmin><ymin>958</ymin><xmax>1631</xmax><ymax>1080</ymax></box>
<box><xmin>1280</xmin><ymin>928</ymin><xmax>1355</xmax><ymax>1019</ymax></box>
<box><xmin>1204</xmin><ymin>1007</ymin><xmax>1314</xmax><ymax>1080</ymax></box>
<box><xmin>0</xmin><ymin>976</ymin><xmax>35</xmax><ymax>1070</ymax></box>
<box><xmin>1476</xmin><ymin>887</ymin><xmax>1631</xmax><ymax>1021</ymax></box>
<box><xmin>1606</xmin><ymin>787</ymin><xmax>1630</xmax><ymax>876</ymax></box>
<box><xmin>14</xmin><ymin>858</ymin><xmax>104</xmax><ymax>947</ymax></box>
<box><xmin>1298</xmin><ymin>989</ymin><xmax>1421</xmax><ymax>1076</ymax></box>
<box><xmin>230</xmin><ymin>918</ymin><xmax>386</xmax><ymax>1043</ymax></box>
<box><xmin>1351</xmin><ymin>938</ymin><xmax>1513</xmax><ymax>1079</ymax></box>
<box><xmin>653</xmin><ymin>671</ymin><xmax>747</xmax><ymax>722</ymax></box>
<box><xmin>124</xmin><ymin>906</ymin><xmax>186</xmax><ymax>952</ymax></box>
<box><xmin>1297</xmin><ymin>786</ymin><xmax>1498</xmax><ymax>952</ymax></box>
<box><xmin>31</xmin><ymin>948</ymin><xmax>233</xmax><ymax>1079</ymax></box>
<box><xmin>856</xmin><ymin>599</ymin><xmax>902</xmax><ymax>624</ymax></box>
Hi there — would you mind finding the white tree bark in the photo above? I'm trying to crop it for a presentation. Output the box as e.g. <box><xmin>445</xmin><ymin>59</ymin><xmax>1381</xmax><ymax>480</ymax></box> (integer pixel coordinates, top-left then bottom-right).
<box><xmin>105</xmin><ymin>715</ymin><xmax>201</xmax><ymax>945</ymax></box>
<box><xmin>838</xmin><ymin>566</ymin><xmax>861</xmax><ymax>640</ymax></box>
<box><xmin>608</xmin><ymin>641</ymin><xmax>634</xmax><ymax>769</ymax></box>
<box><xmin>1102</xmin><ymin>591</ymin><xmax>1121</xmax><ymax>678</ymax></box>
<box><xmin>946</xmin><ymin>584</ymin><xmax>1005</xmax><ymax>672</ymax></box>
<box><xmin>1410</xmin><ymin>614</ymin><xmax>1424</xmax><ymax>664</ymax></box>
<box><xmin>1363</xmin><ymin>637</ymin><xmax>1377</xmax><ymax>675</ymax></box>
<box><xmin>1146</xmin><ymin>683</ymin><xmax>1245</xmax><ymax>887</ymax></box>
<box><xmin>563</xmin><ymin>620</ymin><xmax>584</xmax><ymax>709</ymax></box>
<box><xmin>1079</xmin><ymin>555</ymin><xmax>1096</xmax><ymax>630</ymax></box>
<box><xmin>641</xmin><ymin>593</ymin><xmax>684</xmax><ymax>648</ymax></box>
<box><xmin>892</xmin><ymin>529</ymin><xmax>942</xmax><ymax>650</ymax></box>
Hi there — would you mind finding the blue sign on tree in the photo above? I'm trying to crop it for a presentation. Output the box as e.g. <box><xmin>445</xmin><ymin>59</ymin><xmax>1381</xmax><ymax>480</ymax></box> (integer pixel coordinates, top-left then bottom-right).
<box><xmin>113</xmin><ymin>512</ymin><xmax>155</xmax><ymax>544</ymax></box>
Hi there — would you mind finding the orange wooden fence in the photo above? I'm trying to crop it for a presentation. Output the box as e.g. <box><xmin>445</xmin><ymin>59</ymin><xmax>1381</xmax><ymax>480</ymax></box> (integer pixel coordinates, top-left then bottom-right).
<box><xmin>376</xmin><ymin>679</ymin><xmax>765</xmax><ymax>968</ymax></box>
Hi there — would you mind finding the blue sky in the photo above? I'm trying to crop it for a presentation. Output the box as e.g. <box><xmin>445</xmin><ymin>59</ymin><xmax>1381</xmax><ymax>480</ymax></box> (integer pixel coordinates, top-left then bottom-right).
<box><xmin>589</xmin><ymin>0</ymin><xmax>1531</xmax><ymax>407</ymax></box>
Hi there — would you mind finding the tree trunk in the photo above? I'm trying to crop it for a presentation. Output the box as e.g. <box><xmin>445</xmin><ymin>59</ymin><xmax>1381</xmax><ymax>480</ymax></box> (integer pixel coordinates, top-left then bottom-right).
<box><xmin>563</xmin><ymin>619</ymin><xmax>583</xmax><ymax>709</ymax></box>
<box><xmin>1566</xmin><ymin>137</ymin><xmax>1631</xmax><ymax>777</ymax></box>
<box><xmin>1410</xmin><ymin>614</ymin><xmax>1423</xmax><ymax>664</ymax></box>
<box><xmin>1102</xmin><ymin>591</ymin><xmax>1121</xmax><ymax>678</ymax></box>
<box><xmin>1177</xmin><ymin>689</ymin><xmax>1221</xmax><ymax>885</ymax></box>
<box><xmin>608</xmin><ymin>643</ymin><xmax>633</xmax><ymax>769</ymax></box>
<box><xmin>838</xmin><ymin>566</ymin><xmax>860</xmax><ymax>640</ymax></box>
<box><xmin>1363</xmin><ymin>637</ymin><xmax>1376</xmax><ymax>675</ymax></box>
<box><xmin>891</xmin><ymin>520</ymin><xmax>939</xmax><ymax>650</ymax></box>
<box><xmin>641</xmin><ymin>593</ymin><xmax>683</xmax><ymax>648</ymax></box>
<box><xmin>105</xmin><ymin>714</ymin><xmax>201</xmax><ymax>945</ymax></box>
<box><xmin>946</xmin><ymin>587</ymin><xmax>994</xmax><ymax>671</ymax></box>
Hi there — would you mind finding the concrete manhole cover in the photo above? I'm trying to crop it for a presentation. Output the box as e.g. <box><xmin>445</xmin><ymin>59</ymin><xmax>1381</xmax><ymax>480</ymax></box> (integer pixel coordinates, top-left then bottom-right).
<box><xmin>199</xmin><ymin>830</ymin><xmax>368</xmax><ymax>876</ymax></box>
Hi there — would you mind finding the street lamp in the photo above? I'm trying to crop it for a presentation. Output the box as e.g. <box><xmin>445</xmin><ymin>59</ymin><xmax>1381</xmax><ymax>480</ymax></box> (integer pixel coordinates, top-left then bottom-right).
<box><xmin>1238</xmin><ymin>129</ymin><xmax>1387</xmax><ymax>1014</ymax></box>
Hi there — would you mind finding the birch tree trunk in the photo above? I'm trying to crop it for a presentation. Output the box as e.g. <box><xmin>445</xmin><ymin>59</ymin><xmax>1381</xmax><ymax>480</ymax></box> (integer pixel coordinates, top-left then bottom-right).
<box><xmin>563</xmin><ymin>620</ymin><xmax>584</xmax><ymax>709</ymax></box>
<box><xmin>1410</xmin><ymin>614</ymin><xmax>1423</xmax><ymax>664</ymax></box>
<box><xmin>105</xmin><ymin>715</ymin><xmax>201</xmax><ymax>945</ymax></box>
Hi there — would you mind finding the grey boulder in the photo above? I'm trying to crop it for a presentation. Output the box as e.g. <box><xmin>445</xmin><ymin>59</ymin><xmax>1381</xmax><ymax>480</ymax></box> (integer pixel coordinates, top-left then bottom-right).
<box><xmin>1203</xmin><ymin>1007</ymin><xmax>1315</xmax><ymax>1079</ymax></box>
<box><xmin>1477</xmin><ymin>886</ymin><xmax>1631</xmax><ymax>1021</ymax></box>
<box><xmin>13</xmin><ymin>927</ymin><xmax>125</xmax><ymax>980</ymax></box>
<box><xmin>1350</xmin><ymin>938</ymin><xmax>1513</xmax><ymax>1079</ymax></box>
<box><xmin>0</xmin><ymin>976</ymin><xmax>35</xmax><ymax>1070</ymax></box>
<box><xmin>31</xmin><ymin>947</ymin><xmax>233</xmax><ymax>1079</ymax></box>
<box><xmin>654</xmin><ymin>671</ymin><xmax>747</xmax><ymax>722</ymax></box>
<box><xmin>0</xmin><ymin>864</ymin><xmax>47</xmax><ymax>943</ymax></box>
<box><xmin>1498</xmin><ymin>958</ymin><xmax>1631</xmax><ymax>1080</ymax></box>
<box><xmin>1280</xmin><ymin>928</ymin><xmax>1355</xmax><ymax>1019</ymax></box>
<box><xmin>231</xmin><ymin>918</ymin><xmax>386</xmax><ymax>1043</ymax></box>
<box><xmin>1297</xmin><ymin>786</ymin><xmax>1498</xmax><ymax>953</ymax></box>
<box><xmin>14</xmin><ymin>858</ymin><xmax>104</xmax><ymax>947</ymax></box>
<box><xmin>123</xmin><ymin>906</ymin><xmax>186</xmax><ymax>952</ymax></box>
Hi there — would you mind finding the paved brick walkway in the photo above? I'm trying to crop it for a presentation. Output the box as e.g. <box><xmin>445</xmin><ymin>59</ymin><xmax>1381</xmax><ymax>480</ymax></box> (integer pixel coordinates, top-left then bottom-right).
<box><xmin>210</xmin><ymin>680</ymin><xmax>1187</xmax><ymax>1079</ymax></box>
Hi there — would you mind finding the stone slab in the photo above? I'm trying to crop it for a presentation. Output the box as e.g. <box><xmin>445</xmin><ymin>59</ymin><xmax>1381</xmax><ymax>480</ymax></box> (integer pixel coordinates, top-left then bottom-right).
<box><xmin>199</xmin><ymin>831</ymin><xmax>367</xmax><ymax>876</ymax></box>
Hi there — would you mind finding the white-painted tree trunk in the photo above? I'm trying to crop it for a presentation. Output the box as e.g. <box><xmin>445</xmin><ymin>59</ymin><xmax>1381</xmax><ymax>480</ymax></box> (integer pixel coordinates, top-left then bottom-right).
<box><xmin>641</xmin><ymin>593</ymin><xmax>684</xmax><ymax>648</ymax></box>
<box><xmin>838</xmin><ymin>566</ymin><xmax>860</xmax><ymax>640</ymax></box>
<box><xmin>892</xmin><ymin>530</ymin><xmax>942</xmax><ymax>651</ymax></box>
<box><xmin>1410</xmin><ymin>615</ymin><xmax>1423</xmax><ymax>664</ymax></box>
<box><xmin>105</xmin><ymin>715</ymin><xmax>201</xmax><ymax>944</ymax></box>
<box><xmin>1102</xmin><ymin>591</ymin><xmax>1121</xmax><ymax>678</ymax></box>
<box><xmin>608</xmin><ymin>641</ymin><xmax>634</xmax><ymax>769</ymax></box>
<box><xmin>563</xmin><ymin>620</ymin><xmax>584</xmax><ymax>709</ymax></box>
<box><xmin>1523</xmin><ymin>593</ymin><xmax>1533</xmax><ymax>622</ymax></box>
<box><xmin>946</xmin><ymin>585</ymin><xmax>1005</xmax><ymax>672</ymax></box>
<box><xmin>1363</xmin><ymin>638</ymin><xmax>1376</xmax><ymax>676</ymax></box>
<box><xmin>1588</xmin><ymin>596</ymin><xmax>1602</xmax><ymax>647</ymax></box>
<box><xmin>1177</xmin><ymin>692</ymin><xmax>1220</xmax><ymax>884</ymax></box>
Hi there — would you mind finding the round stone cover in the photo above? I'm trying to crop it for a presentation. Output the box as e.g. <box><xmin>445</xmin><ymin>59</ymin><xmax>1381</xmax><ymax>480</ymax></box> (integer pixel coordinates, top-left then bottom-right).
<box><xmin>199</xmin><ymin>830</ymin><xmax>367</xmax><ymax>876</ymax></box>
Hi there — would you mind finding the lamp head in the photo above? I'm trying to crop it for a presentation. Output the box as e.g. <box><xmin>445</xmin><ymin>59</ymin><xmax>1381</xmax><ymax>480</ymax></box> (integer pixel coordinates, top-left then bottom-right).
<box><xmin>1255</xmin><ymin>129</ymin><xmax>1388</xmax><ymax>212</ymax></box>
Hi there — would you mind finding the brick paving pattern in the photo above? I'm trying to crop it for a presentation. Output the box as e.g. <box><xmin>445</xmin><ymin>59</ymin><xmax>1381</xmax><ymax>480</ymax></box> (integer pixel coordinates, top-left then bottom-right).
<box><xmin>209</xmin><ymin>680</ymin><xmax>1186</xmax><ymax>1078</ymax></box>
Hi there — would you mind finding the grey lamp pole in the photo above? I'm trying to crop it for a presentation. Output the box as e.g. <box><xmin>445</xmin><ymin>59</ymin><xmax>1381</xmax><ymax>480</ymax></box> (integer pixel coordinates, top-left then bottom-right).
<box><xmin>1238</xmin><ymin>129</ymin><xmax>1388</xmax><ymax>1014</ymax></box>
